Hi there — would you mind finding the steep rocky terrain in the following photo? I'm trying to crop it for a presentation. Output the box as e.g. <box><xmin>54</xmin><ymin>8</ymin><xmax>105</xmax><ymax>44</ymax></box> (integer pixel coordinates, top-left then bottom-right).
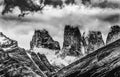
<box><xmin>83</xmin><ymin>31</ymin><xmax>105</xmax><ymax>54</ymax></box>
<box><xmin>0</xmin><ymin>32</ymin><xmax>56</xmax><ymax>77</ymax></box>
<box><xmin>0</xmin><ymin>49</ymin><xmax>39</xmax><ymax>77</ymax></box>
<box><xmin>1</xmin><ymin>24</ymin><xmax>120</xmax><ymax>77</ymax></box>
<box><xmin>53</xmin><ymin>37</ymin><xmax>120</xmax><ymax>77</ymax></box>
<box><xmin>62</xmin><ymin>25</ymin><xmax>83</xmax><ymax>56</ymax></box>
<box><xmin>30</xmin><ymin>29</ymin><xmax>60</xmax><ymax>50</ymax></box>
<box><xmin>0</xmin><ymin>32</ymin><xmax>18</xmax><ymax>51</ymax></box>
<box><xmin>106</xmin><ymin>25</ymin><xmax>120</xmax><ymax>44</ymax></box>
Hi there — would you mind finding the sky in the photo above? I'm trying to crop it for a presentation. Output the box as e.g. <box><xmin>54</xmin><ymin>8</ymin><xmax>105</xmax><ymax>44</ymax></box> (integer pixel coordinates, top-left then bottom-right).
<box><xmin>0</xmin><ymin>3</ymin><xmax>120</xmax><ymax>49</ymax></box>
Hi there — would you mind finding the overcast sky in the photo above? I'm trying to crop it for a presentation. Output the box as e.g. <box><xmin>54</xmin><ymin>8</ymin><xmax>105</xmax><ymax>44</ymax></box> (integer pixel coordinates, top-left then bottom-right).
<box><xmin>0</xmin><ymin>4</ymin><xmax>120</xmax><ymax>49</ymax></box>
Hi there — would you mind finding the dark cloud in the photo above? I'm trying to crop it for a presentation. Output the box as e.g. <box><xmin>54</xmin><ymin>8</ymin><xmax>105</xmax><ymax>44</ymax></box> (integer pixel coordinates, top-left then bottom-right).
<box><xmin>100</xmin><ymin>14</ymin><xmax>120</xmax><ymax>23</ymax></box>
<box><xmin>94</xmin><ymin>13</ymin><xmax>120</xmax><ymax>23</ymax></box>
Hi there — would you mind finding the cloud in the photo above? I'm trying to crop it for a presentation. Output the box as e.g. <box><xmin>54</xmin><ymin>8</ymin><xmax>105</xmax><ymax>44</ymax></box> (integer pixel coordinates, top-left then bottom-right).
<box><xmin>0</xmin><ymin>5</ymin><xmax>120</xmax><ymax>49</ymax></box>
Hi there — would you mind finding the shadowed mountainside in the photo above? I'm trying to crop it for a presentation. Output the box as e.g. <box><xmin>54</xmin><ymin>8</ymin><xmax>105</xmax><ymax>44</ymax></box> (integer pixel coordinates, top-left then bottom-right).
<box><xmin>0</xmin><ymin>24</ymin><xmax>120</xmax><ymax>77</ymax></box>
<box><xmin>0</xmin><ymin>32</ymin><xmax>56</xmax><ymax>77</ymax></box>
<box><xmin>52</xmin><ymin>36</ymin><xmax>120</xmax><ymax>77</ymax></box>
<box><xmin>30</xmin><ymin>29</ymin><xmax>60</xmax><ymax>50</ymax></box>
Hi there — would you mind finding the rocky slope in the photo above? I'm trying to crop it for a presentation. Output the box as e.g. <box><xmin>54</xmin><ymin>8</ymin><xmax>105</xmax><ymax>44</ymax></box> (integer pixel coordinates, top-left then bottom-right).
<box><xmin>30</xmin><ymin>29</ymin><xmax>60</xmax><ymax>50</ymax></box>
<box><xmin>0</xmin><ymin>32</ymin><xmax>18</xmax><ymax>51</ymax></box>
<box><xmin>62</xmin><ymin>25</ymin><xmax>83</xmax><ymax>56</ymax></box>
<box><xmin>83</xmin><ymin>31</ymin><xmax>105</xmax><ymax>54</ymax></box>
<box><xmin>106</xmin><ymin>25</ymin><xmax>120</xmax><ymax>44</ymax></box>
<box><xmin>1</xmin><ymin>24</ymin><xmax>120</xmax><ymax>77</ymax></box>
<box><xmin>0</xmin><ymin>32</ymin><xmax>56</xmax><ymax>77</ymax></box>
<box><xmin>52</xmin><ymin>37</ymin><xmax>120</xmax><ymax>77</ymax></box>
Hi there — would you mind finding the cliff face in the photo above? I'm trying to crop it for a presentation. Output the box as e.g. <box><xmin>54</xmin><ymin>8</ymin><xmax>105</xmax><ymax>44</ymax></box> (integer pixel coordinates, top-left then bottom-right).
<box><xmin>30</xmin><ymin>29</ymin><xmax>60</xmax><ymax>50</ymax></box>
<box><xmin>62</xmin><ymin>25</ymin><xmax>82</xmax><ymax>56</ymax></box>
<box><xmin>83</xmin><ymin>31</ymin><xmax>105</xmax><ymax>54</ymax></box>
<box><xmin>53</xmin><ymin>38</ymin><xmax>120</xmax><ymax>77</ymax></box>
<box><xmin>106</xmin><ymin>25</ymin><xmax>120</xmax><ymax>44</ymax></box>
<box><xmin>0</xmin><ymin>32</ymin><xmax>18</xmax><ymax>51</ymax></box>
<box><xmin>0</xmin><ymin>33</ymin><xmax>56</xmax><ymax>77</ymax></box>
<box><xmin>0</xmin><ymin>49</ymin><xmax>39</xmax><ymax>77</ymax></box>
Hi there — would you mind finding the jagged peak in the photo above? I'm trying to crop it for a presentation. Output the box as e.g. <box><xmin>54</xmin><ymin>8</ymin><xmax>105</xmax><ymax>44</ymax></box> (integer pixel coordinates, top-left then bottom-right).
<box><xmin>30</xmin><ymin>29</ymin><xmax>60</xmax><ymax>50</ymax></box>
<box><xmin>109</xmin><ymin>25</ymin><xmax>120</xmax><ymax>34</ymax></box>
<box><xmin>0</xmin><ymin>32</ymin><xmax>8</xmax><ymax>38</ymax></box>
<box><xmin>106</xmin><ymin>25</ymin><xmax>120</xmax><ymax>44</ymax></box>
<box><xmin>88</xmin><ymin>31</ymin><xmax>103</xmax><ymax>39</ymax></box>
<box><xmin>0</xmin><ymin>32</ymin><xmax>18</xmax><ymax>51</ymax></box>
<box><xmin>82</xmin><ymin>30</ymin><xmax>105</xmax><ymax>54</ymax></box>
<box><xmin>62</xmin><ymin>25</ymin><xmax>83</xmax><ymax>56</ymax></box>
<box><xmin>35</xmin><ymin>29</ymin><xmax>48</xmax><ymax>34</ymax></box>
<box><xmin>64</xmin><ymin>25</ymin><xmax>80</xmax><ymax>31</ymax></box>
<box><xmin>64</xmin><ymin>25</ymin><xmax>81</xmax><ymax>37</ymax></box>
<box><xmin>85</xmin><ymin>30</ymin><xmax>104</xmax><ymax>43</ymax></box>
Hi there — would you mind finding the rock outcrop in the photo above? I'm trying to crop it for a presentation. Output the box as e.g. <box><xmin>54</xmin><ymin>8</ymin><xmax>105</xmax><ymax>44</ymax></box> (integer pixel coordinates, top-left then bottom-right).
<box><xmin>0</xmin><ymin>32</ymin><xmax>18</xmax><ymax>51</ymax></box>
<box><xmin>0</xmin><ymin>49</ymin><xmax>38</xmax><ymax>77</ymax></box>
<box><xmin>7</xmin><ymin>48</ymin><xmax>47</xmax><ymax>77</ymax></box>
<box><xmin>30</xmin><ymin>29</ymin><xmax>60</xmax><ymax>50</ymax></box>
<box><xmin>106</xmin><ymin>25</ymin><xmax>120</xmax><ymax>44</ymax></box>
<box><xmin>0</xmin><ymin>33</ymin><xmax>55</xmax><ymax>77</ymax></box>
<box><xmin>83</xmin><ymin>31</ymin><xmax>105</xmax><ymax>54</ymax></box>
<box><xmin>52</xmin><ymin>38</ymin><xmax>120</xmax><ymax>77</ymax></box>
<box><xmin>62</xmin><ymin>25</ymin><xmax>83</xmax><ymax>56</ymax></box>
<box><xmin>37</xmin><ymin>53</ymin><xmax>56</xmax><ymax>72</ymax></box>
<box><xmin>30</xmin><ymin>51</ymin><xmax>56</xmax><ymax>76</ymax></box>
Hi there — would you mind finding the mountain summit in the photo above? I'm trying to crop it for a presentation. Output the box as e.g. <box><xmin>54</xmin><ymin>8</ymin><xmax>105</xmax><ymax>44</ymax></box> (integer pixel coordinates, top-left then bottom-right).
<box><xmin>30</xmin><ymin>29</ymin><xmax>60</xmax><ymax>50</ymax></box>
<box><xmin>62</xmin><ymin>25</ymin><xmax>83</xmax><ymax>56</ymax></box>
<box><xmin>106</xmin><ymin>25</ymin><xmax>120</xmax><ymax>44</ymax></box>
<box><xmin>0</xmin><ymin>32</ymin><xmax>18</xmax><ymax>51</ymax></box>
<box><xmin>83</xmin><ymin>31</ymin><xmax>105</xmax><ymax>54</ymax></box>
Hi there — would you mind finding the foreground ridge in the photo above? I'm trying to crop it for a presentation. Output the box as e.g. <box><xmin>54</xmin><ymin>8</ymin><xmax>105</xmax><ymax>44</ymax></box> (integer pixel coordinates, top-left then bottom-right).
<box><xmin>52</xmin><ymin>38</ymin><xmax>120</xmax><ymax>77</ymax></box>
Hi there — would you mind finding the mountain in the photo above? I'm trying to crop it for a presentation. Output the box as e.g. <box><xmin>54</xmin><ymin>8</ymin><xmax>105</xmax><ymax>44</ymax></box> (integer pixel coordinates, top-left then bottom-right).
<box><xmin>106</xmin><ymin>25</ymin><xmax>120</xmax><ymax>44</ymax></box>
<box><xmin>0</xmin><ymin>32</ymin><xmax>18</xmax><ymax>51</ymax></box>
<box><xmin>52</xmin><ymin>37</ymin><xmax>120</xmax><ymax>77</ymax></box>
<box><xmin>30</xmin><ymin>51</ymin><xmax>56</xmax><ymax>75</ymax></box>
<box><xmin>0</xmin><ymin>49</ymin><xmax>39</xmax><ymax>77</ymax></box>
<box><xmin>62</xmin><ymin>25</ymin><xmax>83</xmax><ymax>56</ymax></box>
<box><xmin>83</xmin><ymin>31</ymin><xmax>105</xmax><ymax>54</ymax></box>
<box><xmin>0</xmin><ymin>32</ymin><xmax>56</xmax><ymax>77</ymax></box>
<box><xmin>30</xmin><ymin>29</ymin><xmax>60</xmax><ymax>50</ymax></box>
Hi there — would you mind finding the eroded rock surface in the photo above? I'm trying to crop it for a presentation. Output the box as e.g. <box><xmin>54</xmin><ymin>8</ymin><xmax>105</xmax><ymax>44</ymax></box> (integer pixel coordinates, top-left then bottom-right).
<box><xmin>30</xmin><ymin>29</ymin><xmax>60</xmax><ymax>50</ymax></box>
<box><xmin>52</xmin><ymin>38</ymin><xmax>120</xmax><ymax>77</ymax></box>
<box><xmin>106</xmin><ymin>25</ymin><xmax>120</xmax><ymax>44</ymax></box>
<box><xmin>62</xmin><ymin>25</ymin><xmax>83</xmax><ymax>56</ymax></box>
<box><xmin>83</xmin><ymin>31</ymin><xmax>105</xmax><ymax>54</ymax></box>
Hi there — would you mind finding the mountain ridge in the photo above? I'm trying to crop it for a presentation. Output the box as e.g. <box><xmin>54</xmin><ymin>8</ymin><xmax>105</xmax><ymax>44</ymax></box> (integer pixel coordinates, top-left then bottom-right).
<box><xmin>0</xmin><ymin>24</ymin><xmax>120</xmax><ymax>77</ymax></box>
